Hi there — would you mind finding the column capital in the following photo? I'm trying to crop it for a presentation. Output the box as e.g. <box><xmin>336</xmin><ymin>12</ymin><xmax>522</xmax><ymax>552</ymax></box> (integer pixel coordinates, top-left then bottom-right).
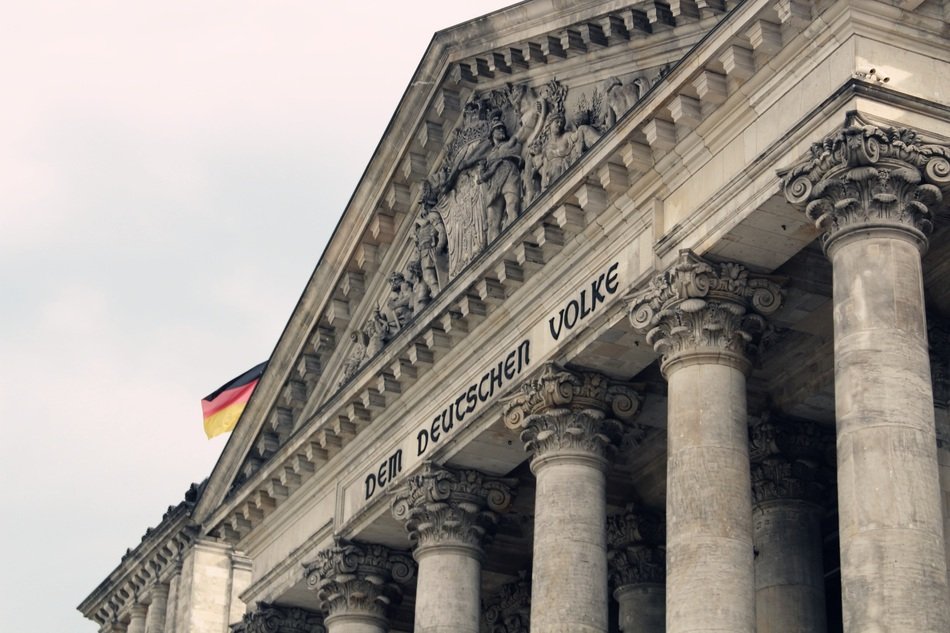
<box><xmin>303</xmin><ymin>538</ymin><xmax>414</xmax><ymax>623</ymax></box>
<box><xmin>749</xmin><ymin>417</ymin><xmax>828</xmax><ymax>506</ymax></box>
<box><xmin>781</xmin><ymin>112</ymin><xmax>950</xmax><ymax>253</ymax></box>
<box><xmin>483</xmin><ymin>573</ymin><xmax>531</xmax><ymax>633</ymax></box>
<box><xmin>626</xmin><ymin>250</ymin><xmax>783</xmax><ymax>375</ymax></box>
<box><xmin>390</xmin><ymin>463</ymin><xmax>516</xmax><ymax>557</ymax></box>
<box><xmin>231</xmin><ymin>602</ymin><xmax>326</xmax><ymax>633</ymax></box>
<box><xmin>606</xmin><ymin>504</ymin><xmax>666</xmax><ymax>590</ymax></box>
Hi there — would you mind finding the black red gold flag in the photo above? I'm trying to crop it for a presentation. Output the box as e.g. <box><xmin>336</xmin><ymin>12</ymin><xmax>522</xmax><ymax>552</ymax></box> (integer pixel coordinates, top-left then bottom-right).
<box><xmin>201</xmin><ymin>362</ymin><xmax>267</xmax><ymax>438</ymax></box>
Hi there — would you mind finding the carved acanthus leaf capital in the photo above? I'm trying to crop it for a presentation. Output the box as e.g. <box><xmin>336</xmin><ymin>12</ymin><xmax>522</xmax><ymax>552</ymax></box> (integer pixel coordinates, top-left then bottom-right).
<box><xmin>390</xmin><ymin>463</ymin><xmax>516</xmax><ymax>553</ymax></box>
<box><xmin>781</xmin><ymin>113</ymin><xmax>950</xmax><ymax>246</ymax></box>
<box><xmin>606</xmin><ymin>504</ymin><xmax>666</xmax><ymax>589</ymax></box>
<box><xmin>503</xmin><ymin>363</ymin><xmax>641</xmax><ymax>428</ymax></box>
<box><xmin>749</xmin><ymin>417</ymin><xmax>829</xmax><ymax>506</ymax></box>
<box><xmin>231</xmin><ymin>603</ymin><xmax>326</xmax><ymax>633</ymax></box>
<box><xmin>303</xmin><ymin>539</ymin><xmax>414</xmax><ymax>619</ymax></box>
<box><xmin>625</xmin><ymin>250</ymin><xmax>783</xmax><ymax>372</ymax></box>
<box><xmin>482</xmin><ymin>573</ymin><xmax>531</xmax><ymax>633</ymax></box>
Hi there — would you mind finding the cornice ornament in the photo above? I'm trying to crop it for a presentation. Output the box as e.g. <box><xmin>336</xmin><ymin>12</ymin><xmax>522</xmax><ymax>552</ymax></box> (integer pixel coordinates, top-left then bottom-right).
<box><xmin>606</xmin><ymin>504</ymin><xmax>666</xmax><ymax>589</ymax></box>
<box><xmin>781</xmin><ymin>112</ymin><xmax>950</xmax><ymax>249</ymax></box>
<box><xmin>749</xmin><ymin>417</ymin><xmax>827</xmax><ymax>506</ymax></box>
<box><xmin>303</xmin><ymin>539</ymin><xmax>414</xmax><ymax>620</ymax></box>
<box><xmin>625</xmin><ymin>250</ymin><xmax>783</xmax><ymax>373</ymax></box>
<box><xmin>502</xmin><ymin>364</ymin><xmax>643</xmax><ymax>462</ymax></box>
<box><xmin>231</xmin><ymin>603</ymin><xmax>326</xmax><ymax>633</ymax></box>
<box><xmin>390</xmin><ymin>463</ymin><xmax>516</xmax><ymax>554</ymax></box>
<box><xmin>483</xmin><ymin>573</ymin><xmax>531</xmax><ymax>633</ymax></box>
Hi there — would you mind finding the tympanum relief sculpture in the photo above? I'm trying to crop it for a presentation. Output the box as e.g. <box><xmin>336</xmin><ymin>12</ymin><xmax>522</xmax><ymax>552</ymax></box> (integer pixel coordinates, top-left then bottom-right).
<box><xmin>339</xmin><ymin>71</ymin><xmax>664</xmax><ymax>386</ymax></box>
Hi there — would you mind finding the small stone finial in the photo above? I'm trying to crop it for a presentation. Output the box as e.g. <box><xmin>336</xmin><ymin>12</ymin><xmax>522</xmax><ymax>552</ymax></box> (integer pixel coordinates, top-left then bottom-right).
<box><xmin>483</xmin><ymin>573</ymin><xmax>531</xmax><ymax>633</ymax></box>
<box><xmin>390</xmin><ymin>463</ymin><xmax>516</xmax><ymax>555</ymax></box>
<box><xmin>606</xmin><ymin>504</ymin><xmax>666</xmax><ymax>589</ymax></box>
<box><xmin>302</xmin><ymin>538</ymin><xmax>414</xmax><ymax>620</ymax></box>
<box><xmin>231</xmin><ymin>602</ymin><xmax>326</xmax><ymax>633</ymax></box>
<box><xmin>625</xmin><ymin>250</ymin><xmax>783</xmax><ymax>375</ymax></box>
<box><xmin>780</xmin><ymin>113</ymin><xmax>950</xmax><ymax>249</ymax></box>
<box><xmin>501</xmin><ymin>364</ymin><xmax>643</xmax><ymax>464</ymax></box>
<box><xmin>748</xmin><ymin>416</ymin><xmax>829</xmax><ymax>506</ymax></box>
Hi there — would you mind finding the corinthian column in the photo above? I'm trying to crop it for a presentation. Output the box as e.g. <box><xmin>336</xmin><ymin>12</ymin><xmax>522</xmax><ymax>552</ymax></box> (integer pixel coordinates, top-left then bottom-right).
<box><xmin>627</xmin><ymin>250</ymin><xmax>783</xmax><ymax>633</ymax></box>
<box><xmin>231</xmin><ymin>602</ymin><xmax>326</xmax><ymax>633</ymax></box>
<box><xmin>391</xmin><ymin>463</ymin><xmax>515</xmax><ymax>633</ymax></box>
<box><xmin>606</xmin><ymin>504</ymin><xmax>665</xmax><ymax>633</ymax></box>
<box><xmin>782</xmin><ymin>114</ymin><xmax>950</xmax><ymax>632</ymax></box>
<box><xmin>483</xmin><ymin>573</ymin><xmax>531</xmax><ymax>633</ymax></box>
<box><xmin>749</xmin><ymin>417</ymin><xmax>828</xmax><ymax>633</ymax></box>
<box><xmin>503</xmin><ymin>364</ymin><xmax>642</xmax><ymax>633</ymax></box>
<box><xmin>304</xmin><ymin>539</ymin><xmax>414</xmax><ymax>633</ymax></box>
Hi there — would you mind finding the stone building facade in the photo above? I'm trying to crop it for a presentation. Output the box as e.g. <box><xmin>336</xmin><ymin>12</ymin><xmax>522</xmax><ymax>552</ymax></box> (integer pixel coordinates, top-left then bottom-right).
<box><xmin>80</xmin><ymin>0</ymin><xmax>950</xmax><ymax>631</ymax></box>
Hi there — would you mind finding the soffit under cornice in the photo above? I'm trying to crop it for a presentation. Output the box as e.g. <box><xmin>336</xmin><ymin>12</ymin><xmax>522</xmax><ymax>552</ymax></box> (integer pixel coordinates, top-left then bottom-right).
<box><xmin>193</xmin><ymin>0</ymin><xmax>729</xmax><ymax>527</ymax></box>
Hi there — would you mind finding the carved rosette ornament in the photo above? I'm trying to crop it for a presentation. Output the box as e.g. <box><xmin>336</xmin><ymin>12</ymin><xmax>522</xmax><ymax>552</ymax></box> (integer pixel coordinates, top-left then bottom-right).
<box><xmin>390</xmin><ymin>463</ymin><xmax>516</xmax><ymax>556</ymax></box>
<box><xmin>748</xmin><ymin>417</ymin><xmax>828</xmax><ymax>506</ymax></box>
<box><xmin>303</xmin><ymin>539</ymin><xmax>414</xmax><ymax>622</ymax></box>
<box><xmin>231</xmin><ymin>603</ymin><xmax>326</xmax><ymax>633</ymax></box>
<box><xmin>482</xmin><ymin>573</ymin><xmax>531</xmax><ymax>633</ymax></box>
<box><xmin>606</xmin><ymin>504</ymin><xmax>666</xmax><ymax>589</ymax></box>
<box><xmin>781</xmin><ymin>112</ymin><xmax>950</xmax><ymax>251</ymax></box>
<box><xmin>626</xmin><ymin>250</ymin><xmax>783</xmax><ymax>375</ymax></box>
<box><xmin>502</xmin><ymin>363</ymin><xmax>643</xmax><ymax>464</ymax></box>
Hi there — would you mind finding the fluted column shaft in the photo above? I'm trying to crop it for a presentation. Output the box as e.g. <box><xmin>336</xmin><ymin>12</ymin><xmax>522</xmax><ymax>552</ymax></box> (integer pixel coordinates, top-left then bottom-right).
<box><xmin>391</xmin><ymin>464</ymin><xmax>514</xmax><ymax>633</ymax></box>
<box><xmin>783</xmin><ymin>117</ymin><xmax>950</xmax><ymax>631</ymax></box>
<box><xmin>667</xmin><ymin>359</ymin><xmax>754</xmax><ymax>633</ymax></box>
<box><xmin>127</xmin><ymin>605</ymin><xmax>147</xmax><ymax>633</ymax></box>
<box><xmin>144</xmin><ymin>585</ymin><xmax>168</xmax><ymax>633</ymax></box>
<box><xmin>504</xmin><ymin>365</ymin><xmax>642</xmax><ymax>633</ymax></box>
<box><xmin>627</xmin><ymin>250</ymin><xmax>783</xmax><ymax>633</ymax></box>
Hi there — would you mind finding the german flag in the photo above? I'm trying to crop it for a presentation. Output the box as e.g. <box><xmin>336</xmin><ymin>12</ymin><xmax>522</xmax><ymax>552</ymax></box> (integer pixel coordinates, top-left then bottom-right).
<box><xmin>201</xmin><ymin>362</ymin><xmax>267</xmax><ymax>438</ymax></box>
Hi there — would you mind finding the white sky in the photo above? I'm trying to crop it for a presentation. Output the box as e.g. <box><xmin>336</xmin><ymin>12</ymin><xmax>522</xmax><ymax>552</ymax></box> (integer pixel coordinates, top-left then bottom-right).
<box><xmin>0</xmin><ymin>2</ymin><xmax>516</xmax><ymax>630</ymax></box>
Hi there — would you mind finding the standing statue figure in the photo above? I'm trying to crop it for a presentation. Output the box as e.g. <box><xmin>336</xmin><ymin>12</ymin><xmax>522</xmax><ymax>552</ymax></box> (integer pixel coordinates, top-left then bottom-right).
<box><xmin>363</xmin><ymin>308</ymin><xmax>391</xmax><ymax>358</ymax></box>
<box><xmin>406</xmin><ymin>260</ymin><xmax>431</xmax><ymax>313</ymax></box>
<box><xmin>412</xmin><ymin>193</ymin><xmax>447</xmax><ymax>294</ymax></box>
<box><xmin>339</xmin><ymin>331</ymin><xmax>367</xmax><ymax>386</ymax></box>
<box><xmin>480</xmin><ymin>120</ymin><xmax>524</xmax><ymax>242</ymax></box>
<box><xmin>384</xmin><ymin>272</ymin><xmax>414</xmax><ymax>329</ymax></box>
<box><xmin>530</xmin><ymin>111</ymin><xmax>601</xmax><ymax>191</ymax></box>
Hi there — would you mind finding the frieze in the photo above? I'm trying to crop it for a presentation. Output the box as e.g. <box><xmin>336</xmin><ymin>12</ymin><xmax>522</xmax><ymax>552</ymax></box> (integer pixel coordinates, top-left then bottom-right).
<box><xmin>781</xmin><ymin>112</ymin><xmax>950</xmax><ymax>247</ymax></box>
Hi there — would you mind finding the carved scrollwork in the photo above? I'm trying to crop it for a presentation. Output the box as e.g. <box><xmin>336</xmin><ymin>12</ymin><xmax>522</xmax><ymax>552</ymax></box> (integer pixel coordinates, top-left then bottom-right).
<box><xmin>230</xmin><ymin>603</ymin><xmax>326</xmax><ymax>633</ymax></box>
<box><xmin>302</xmin><ymin>539</ymin><xmax>414</xmax><ymax>619</ymax></box>
<box><xmin>625</xmin><ymin>250</ymin><xmax>783</xmax><ymax>372</ymax></box>
<box><xmin>390</xmin><ymin>463</ymin><xmax>516</xmax><ymax>553</ymax></box>
<box><xmin>606</xmin><ymin>504</ymin><xmax>665</xmax><ymax>589</ymax></box>
<box><xmin>780</xmin><ymin>113</ymin><xmax>950</xmax><ymax>246</ymax></box>
<box><xmin>749</xmin><ymin>415</ymin><xmax>829</xmax><ymax>506</ymax></box>
<box><xmin>483</xmin><ymin>573</ymin><xmax>531</xmax><ymax>633</ymax></box>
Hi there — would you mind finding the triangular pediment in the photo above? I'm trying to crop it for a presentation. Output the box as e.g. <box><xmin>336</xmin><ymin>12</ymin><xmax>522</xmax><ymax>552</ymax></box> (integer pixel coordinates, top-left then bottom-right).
<box><xmin>194</xmin><ymin>0</ymin><xmax>736</xmax><ymax>536</ymax></box>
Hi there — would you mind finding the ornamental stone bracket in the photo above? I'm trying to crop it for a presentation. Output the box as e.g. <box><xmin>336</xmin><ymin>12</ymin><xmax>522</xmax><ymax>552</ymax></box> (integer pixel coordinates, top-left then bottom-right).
<box><xmin>606</xmin><ymin>503</ymin><xmax>666</xmax><ymax>590</ymax></box>
<box><xmin>303</xmin><ymin>538</ymin><xmax>415</xmax><ymax>622</ymax></box>
<box><xmin>390</xmin><ymin>462</ymin><xmax>517</xmax><ymax>556</ymax></box>
<box><xmin>231</xmin><ymin>602</ymin><xmax>326</xmax><ymax>633</ymax></box>
<box><xmin>482</xmin><ymin>573</ymin><xmax>531</xmax><ymax>633</ymax></box>
<box><xmin>625</xmin><ymin>249</ymin><xmax>784</xmax><ymax>375</ymax></box>
<box><xmin>780</xmin><ymin>112</ymin><xmax>950</xmax><ymax>253</ymax></box>
<box><xmin>502</xmin><ymin>363</ymin><xmax>644</xmax><ymax>463</ymax></box>
<box><xmin>748</xmin><ymin>414</ymin><xmax>830</xmax><ymax>507</ymax></box>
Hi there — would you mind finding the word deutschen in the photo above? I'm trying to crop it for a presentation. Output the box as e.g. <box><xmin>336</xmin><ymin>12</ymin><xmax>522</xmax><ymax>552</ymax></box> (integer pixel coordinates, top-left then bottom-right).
<box><xmin>363</xmin><ymin>338</ymin><xmax>531</xmax><ymax>500</ymax></box>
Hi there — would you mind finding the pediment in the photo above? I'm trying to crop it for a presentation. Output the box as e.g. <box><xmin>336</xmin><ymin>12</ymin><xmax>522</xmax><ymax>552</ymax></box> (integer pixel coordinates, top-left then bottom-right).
<box><xmin>193</xmin><ymin>0</ymin><xmax>735</xmax><ymax>536</ymax></box>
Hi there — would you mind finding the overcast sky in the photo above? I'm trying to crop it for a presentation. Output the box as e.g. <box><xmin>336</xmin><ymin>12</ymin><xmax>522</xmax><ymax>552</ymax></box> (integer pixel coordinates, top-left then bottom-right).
<box><xmin>0</xmin><ymin>2</ymin><xmax>516</xmax><ymax>630</ymax></box>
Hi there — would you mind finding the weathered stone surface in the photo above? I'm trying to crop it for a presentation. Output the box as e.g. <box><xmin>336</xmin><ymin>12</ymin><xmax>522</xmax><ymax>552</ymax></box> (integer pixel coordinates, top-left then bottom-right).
<box><xmin>231</xmin><ymin>603</ymin><xmax>325</xmax><ymax>633</ymax></box>
<box><xmin>606</xmin><ymin>504</ymin><xmax>665</xmax><ymax>633</ymax></box>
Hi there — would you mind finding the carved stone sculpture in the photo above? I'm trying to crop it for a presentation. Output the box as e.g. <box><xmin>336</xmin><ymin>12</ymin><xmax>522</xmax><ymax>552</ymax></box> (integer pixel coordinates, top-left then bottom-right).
<box><xmin>231</xmin><ymin>603</ymin><xmax>325</xmax><ymax>633</ymax></box>
<box><xmin>384</xmin><ymin>272</ymin><xmax>414</xmax><ymax>329</ymax></box>
<box><xmin>303</xmin><ymin>538</ymin><xmax>414</xmax><ymax>622</ymax></box>
<box><xmin>748</xmin><ymin>416</ymin><xmax>828</xmax><ymax>506</ymax></box>
<box><xmin>481</xmin><ymin>120</ymin><xmax>524</xmax><ymax>242</ymax></box>
<box><xmin>482</xmin><ymin>574</ymin><xmax>531</xmax><ymax>633</ymax></box>
<box><xmin>606</xmin><ymin>504</ymin><xmax>665</xmax><ymax>589</ymax></box>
